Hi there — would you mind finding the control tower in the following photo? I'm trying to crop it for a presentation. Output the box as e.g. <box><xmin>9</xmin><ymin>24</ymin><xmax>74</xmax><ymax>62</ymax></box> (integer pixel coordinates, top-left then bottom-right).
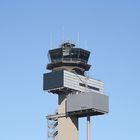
<box><xmin>43</xmin><ymin>42</ymin><xmax>109</xmax><ymax>140</ymax></box>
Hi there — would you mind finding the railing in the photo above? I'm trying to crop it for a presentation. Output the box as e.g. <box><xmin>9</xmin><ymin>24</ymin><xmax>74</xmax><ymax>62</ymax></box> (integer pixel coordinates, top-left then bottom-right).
<box><xmin>51</xmin><ymin>58</ymin><xmax>87</xmax><ymax>64</ymax></box>
<box><xmin>47</xmin><ymin>113</ymin><xmax>58</xmax><ymax>140</ymax></box>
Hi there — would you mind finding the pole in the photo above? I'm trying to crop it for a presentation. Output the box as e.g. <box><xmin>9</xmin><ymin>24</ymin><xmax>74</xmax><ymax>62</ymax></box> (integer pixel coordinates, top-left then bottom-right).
<box><xmin>87</xmin><ymin>115</ymin><xmax>90</xmax><ymax>140</ymax></box>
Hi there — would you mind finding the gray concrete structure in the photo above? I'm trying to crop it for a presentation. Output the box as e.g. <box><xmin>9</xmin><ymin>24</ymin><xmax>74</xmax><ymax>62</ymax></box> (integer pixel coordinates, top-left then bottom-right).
<box><xmin>67</xmin><ymin>92</ymin><xmax>109</xmax><ymax>117</ymax></box>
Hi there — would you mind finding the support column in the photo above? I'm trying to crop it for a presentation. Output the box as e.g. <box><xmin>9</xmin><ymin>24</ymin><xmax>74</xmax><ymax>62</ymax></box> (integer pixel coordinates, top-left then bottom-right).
<box><xmin>57</xmin><ymin>94</ymin><xmax>78</xmax><ymax>140</ymax></box>
<box><xmin>87</xmin><ymin>116</ymin><xmax>90</xmax><ymax>140</ymax></box>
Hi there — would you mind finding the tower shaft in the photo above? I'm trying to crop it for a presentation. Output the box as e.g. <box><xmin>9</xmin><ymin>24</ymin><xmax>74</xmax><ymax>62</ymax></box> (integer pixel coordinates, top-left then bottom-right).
<box><xmin>57</xmin><ymin>94</ymin><xmax>78</xmax><ymax>140</ymax></box>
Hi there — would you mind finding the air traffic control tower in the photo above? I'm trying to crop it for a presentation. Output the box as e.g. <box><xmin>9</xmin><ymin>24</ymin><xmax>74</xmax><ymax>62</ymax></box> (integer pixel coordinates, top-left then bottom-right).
<box><xmin>43</xmin><ymin>42</ymin><xmax>109</xmax><ymax>140</ymax></box>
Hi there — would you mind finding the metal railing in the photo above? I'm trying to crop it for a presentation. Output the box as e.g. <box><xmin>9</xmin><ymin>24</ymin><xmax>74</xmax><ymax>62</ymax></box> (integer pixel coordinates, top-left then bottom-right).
<box><xmin>47</xmin><ymin>114</ymin><xmax>58</xmax><ymax>140</ymax></box>
<box><xmin>51</xmin><ymin>58</ymin><xmax>87</xmax><ymax>64</ymax></box>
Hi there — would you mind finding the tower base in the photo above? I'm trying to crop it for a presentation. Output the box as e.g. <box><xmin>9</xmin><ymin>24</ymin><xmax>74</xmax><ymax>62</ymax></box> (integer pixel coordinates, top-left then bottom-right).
<box><xmin>58</xmin><ymin>94</ymin><xmax>78</xmax><ymax>140</ymax></box>
<box><xmin>57</xmin><ymin>116</ymin><xmax>78</xmax><ymax>140</ymax></box>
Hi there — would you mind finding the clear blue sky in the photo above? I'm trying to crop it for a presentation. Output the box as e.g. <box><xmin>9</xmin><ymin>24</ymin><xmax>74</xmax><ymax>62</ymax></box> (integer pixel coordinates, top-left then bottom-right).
<box><xmin>0</xmin><ymin>0</ymin><xmax>140</xmax><ymax>140</ymax></box>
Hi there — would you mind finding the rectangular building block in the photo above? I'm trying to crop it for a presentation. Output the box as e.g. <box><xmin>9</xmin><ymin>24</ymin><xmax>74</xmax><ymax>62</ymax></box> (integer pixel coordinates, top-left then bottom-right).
<box><xmin>67</xmin><ymin>92</ymin><xmax>109</xmax><ymax>117</ymax></box>
<box><xmin>43</xmin><ymin>70</ymin><xmax>104</xmax><ymax>94</ymax></box>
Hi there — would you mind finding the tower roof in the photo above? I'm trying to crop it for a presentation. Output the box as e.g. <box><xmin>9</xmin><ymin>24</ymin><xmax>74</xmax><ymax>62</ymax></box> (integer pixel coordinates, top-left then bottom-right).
<box><xmin>61</xmin><ymin>42</ymin><xmax>75</xmax><ymax>48</ymax></box>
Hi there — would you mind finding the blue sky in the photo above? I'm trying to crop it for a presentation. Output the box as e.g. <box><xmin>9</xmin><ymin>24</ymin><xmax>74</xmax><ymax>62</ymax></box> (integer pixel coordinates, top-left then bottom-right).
<box><xmin>0</xmin><ymin>0</ymin><xmax>140</xmax><ymax>140</ymax></box>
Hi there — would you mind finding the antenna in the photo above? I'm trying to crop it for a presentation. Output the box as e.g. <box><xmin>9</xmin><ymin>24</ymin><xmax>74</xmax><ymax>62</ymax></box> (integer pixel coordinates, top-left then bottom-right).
<box><xmin>84</xmin><ymin>40</ymin><xmax>88</xmax><ymax>50</ymax></box>
<box><xmin>61</xmin><ymin>27</ymin><xmax>65</xmax><ymax>43</ymax></box>
<box><xmin>77</xmin><ymin>32</ymin><xmax>80</xmax><ymax>47</ymax></box>
<box><xmin>50</xmin><ymin>32</ymin><xmax>53</xmax><ymax>49</ymax></box>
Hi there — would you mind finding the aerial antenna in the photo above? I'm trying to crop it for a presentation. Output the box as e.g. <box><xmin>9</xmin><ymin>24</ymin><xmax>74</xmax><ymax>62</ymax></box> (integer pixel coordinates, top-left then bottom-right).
<box><xmin>50</xmin><ymin>32</ymin><xmax>53</xmax><ymax>49</ymax></box>
<box><xmin>84</xmin><ymin>40</ymin><xmax>88</xmax><ymax>50</ymax></box>
<box><xmin>61</xmin><ymin>27</ymin><xmax>65</xmax><ymax>44</ymax></box>
<box><xmin>77</xmin><ymin>32</ymin><xmax>80</xmax><ymax>47</ymax></box>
